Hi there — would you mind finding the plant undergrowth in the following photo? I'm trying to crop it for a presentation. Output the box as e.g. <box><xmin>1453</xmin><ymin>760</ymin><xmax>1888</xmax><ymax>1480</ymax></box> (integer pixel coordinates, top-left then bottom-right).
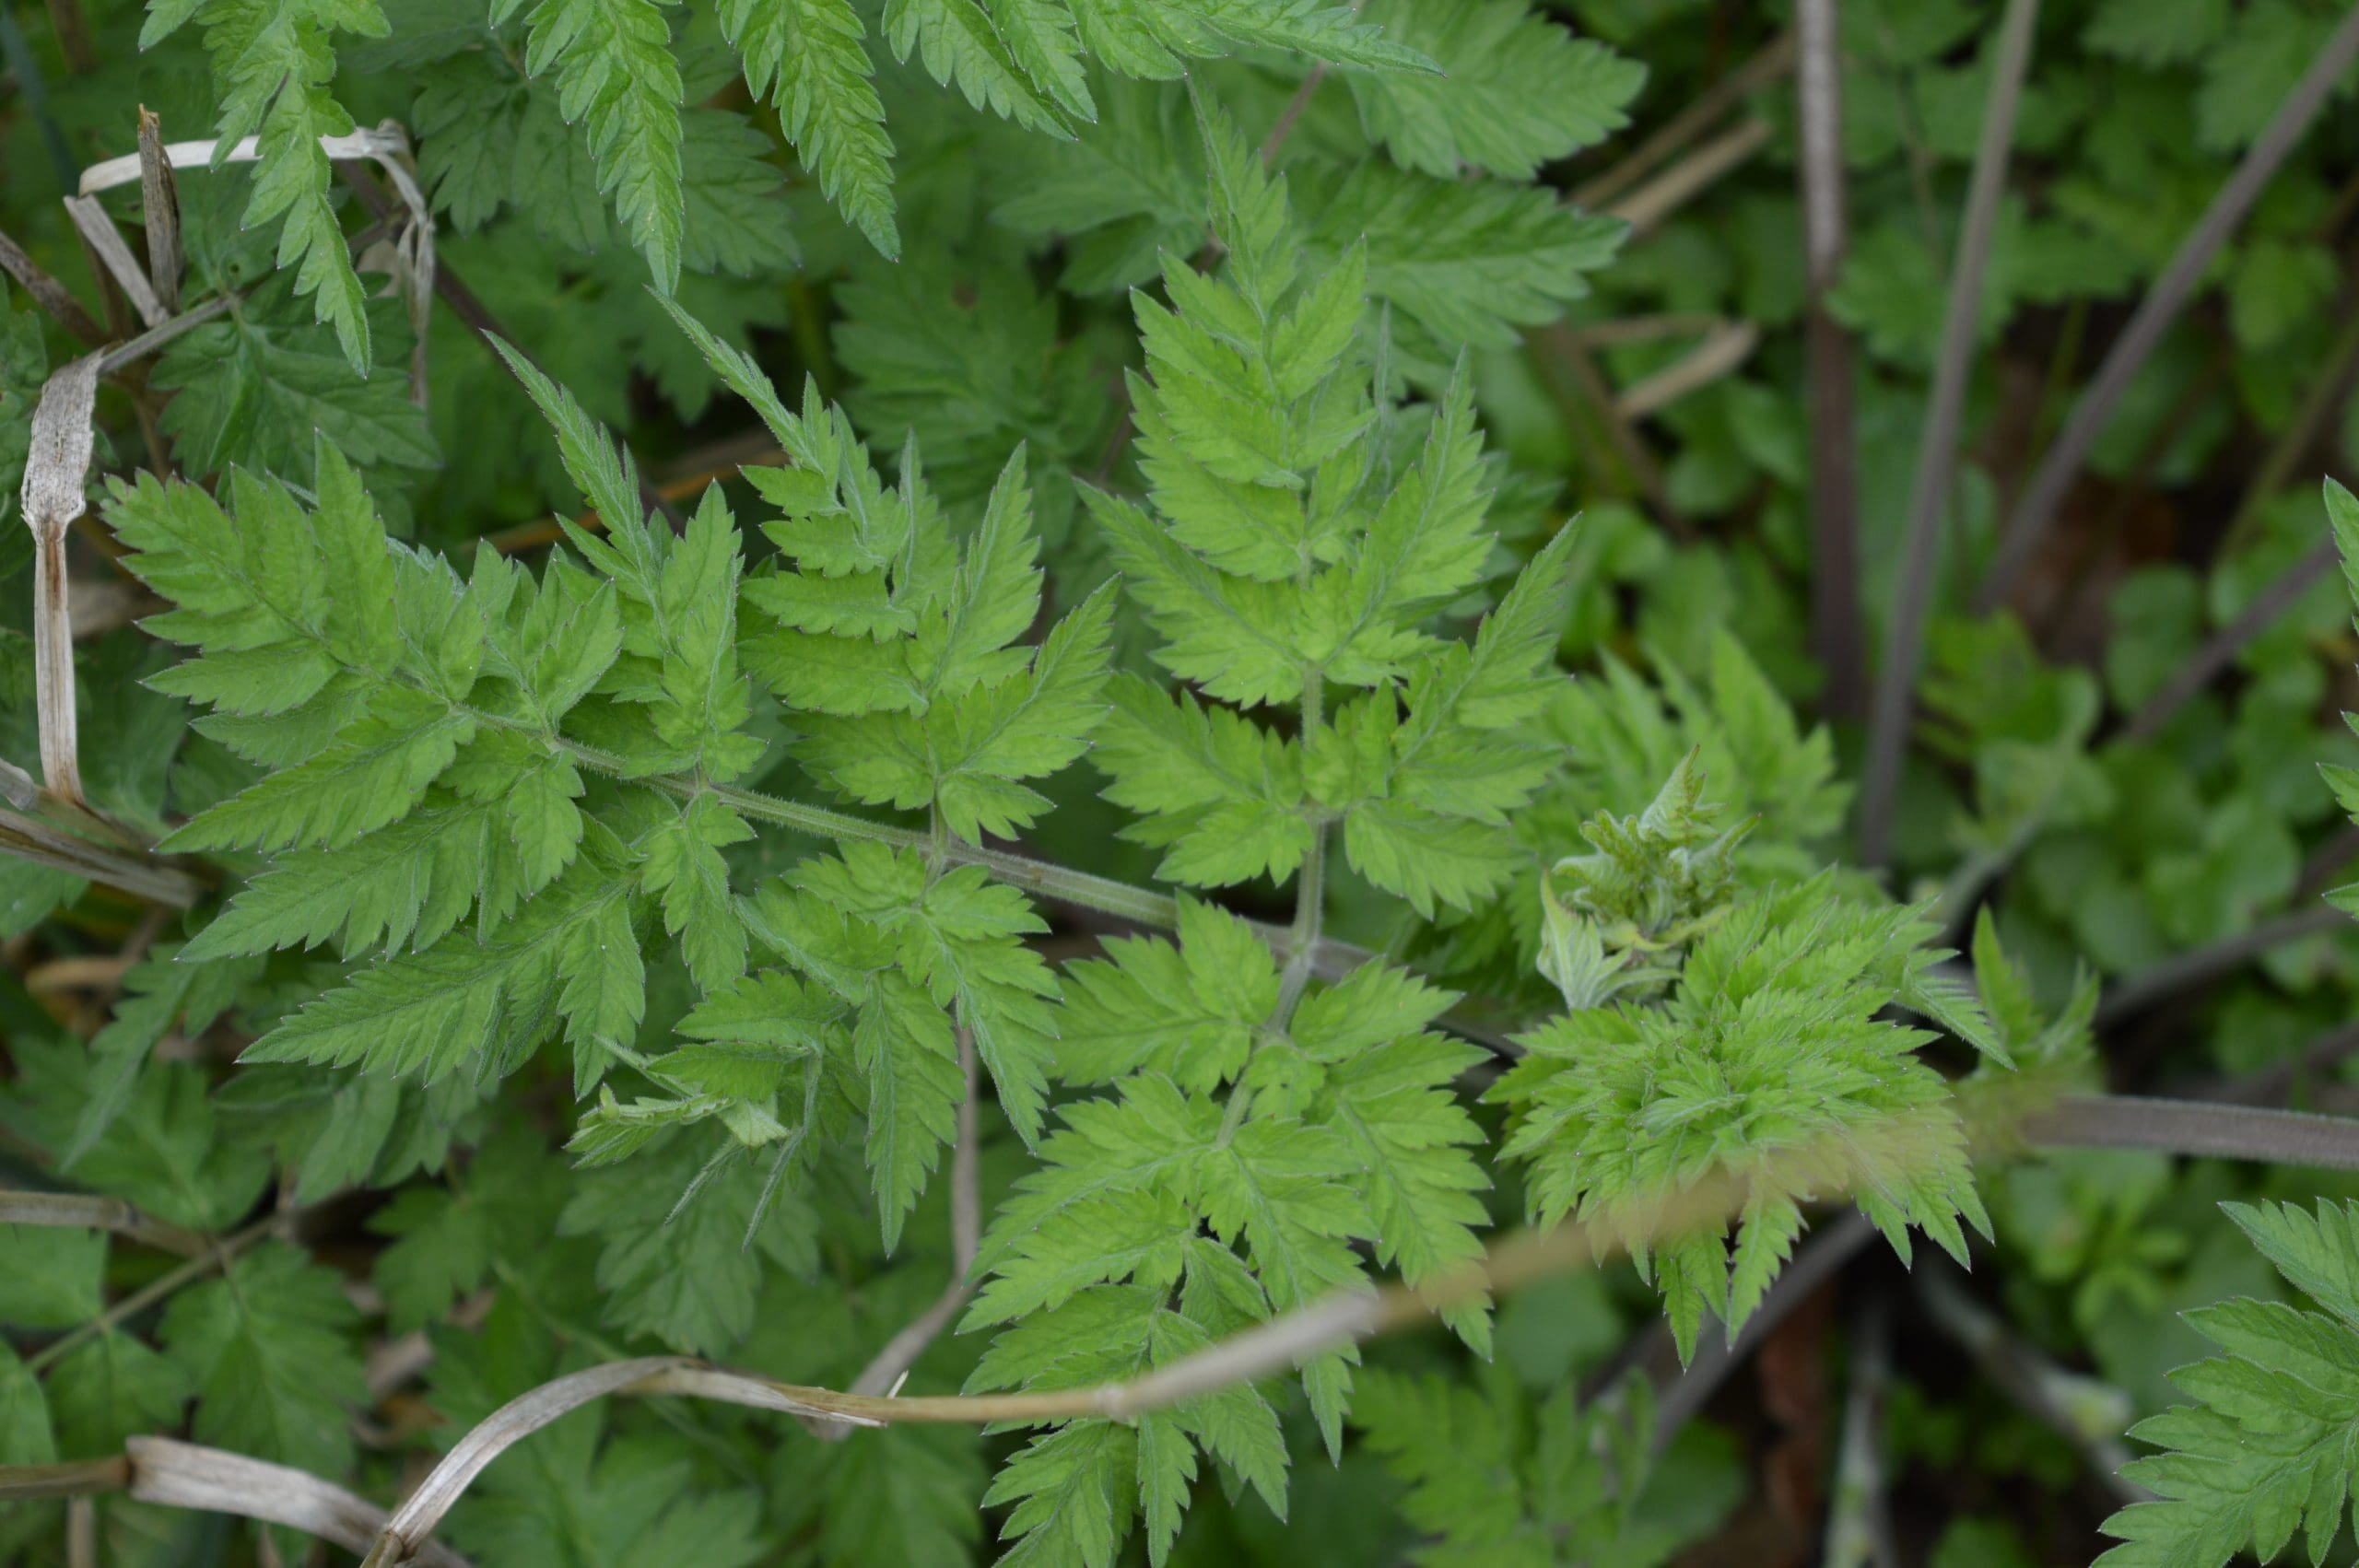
<box><xmin>8</xmin><ymin>2</ymin><xmax>2359</xmax><ymax>1565</ymax></box>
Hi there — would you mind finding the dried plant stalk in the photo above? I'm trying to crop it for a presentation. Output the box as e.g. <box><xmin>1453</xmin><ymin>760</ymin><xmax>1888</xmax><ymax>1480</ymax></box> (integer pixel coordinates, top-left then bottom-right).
<box><xmin>0</xmin><ymin>227</ymin><xmax>105</xmax><ymax>345</ymax></box>
<box><xmin>19</xmin><ymin>353</ymin><xmax>100</xmax><ymax>806</ymax></box>
<box><xmin>61</xmin><ymin>195</ymin><xmax>165</xmax><ymax>329</ymax></box>
<box><xmin>135</xmin><ymin>108</ymin><xmax>182</xmax><ymax>315</ymax></box>
<box><xmin>129</xmin><ymin>1438</ymin><xmax>473</xmax><ymax>1568</ymax></box>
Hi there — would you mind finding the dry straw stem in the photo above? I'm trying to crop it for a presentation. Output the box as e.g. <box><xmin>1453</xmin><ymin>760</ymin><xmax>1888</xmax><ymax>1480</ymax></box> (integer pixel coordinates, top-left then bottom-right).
<box><xmin>135</xmin><ymin>107</ymin><xmax>182</xmax><ymax>316</ymax></box>
<box><xmin>1613</xmin><ymin>320</ymin><xmax>1760</xmax><ymax>420</ymax></box>
<box><xmin>1977</xmin><ymin>0</ymin><xmax>2359</xmax><ymax>611</ymax></box>
<box><xmin>1576</xmin><ymin>31</ymin><xmax>1796</xmax><ymax>210</ymax></box>
<box><xmin>11</xmin><ymin>1083</ymin><xmax>2359</xmax><ymax>1564</ymax></box>
<box><xmin>1605</xmin><ymin>115</ymin><xmax>1772</xmax><ymax>238</ymax></box>
<box><xmin>62</xmin><ymin>195</ymin><xmax>165</xmax><ymax>329</ymax></box>
<box><xmin>126</xmin><ymin>1438</ymin><xmax>474</xmax><ymax>1568</ymax></box>
<box><xmin>19</xmin><ymin>351</ymin><xmax>100</xmax><ymax>806</ymax></box>
<box><xmin>0</xmin><ymin>1188</ymin><xmax>208</xmax><ymax>1256</ymax></box>
<box><xmin>1860</xmin><ymin>0</ymin><xmax>2042</xmax><ymax>867</ymax></box>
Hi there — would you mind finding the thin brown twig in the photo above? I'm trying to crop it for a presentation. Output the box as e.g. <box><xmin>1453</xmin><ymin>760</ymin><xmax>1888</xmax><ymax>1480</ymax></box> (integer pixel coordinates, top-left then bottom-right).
<box><xmin>1977</xmin><ymin>1</ymin><xmax>2359</xmax><ymax>610</ymax></box>
<box><xmin>1795</xmin><ymin>0</ymin><xmax>1863</xmax><ymax>722</ymax></box>
<box><xmin>2122</xmin><ymin>536</ymin><xmax>2338</xmax><ymax>741</ymax></box>
<box><xmin>1260</xmin><ymin>64</ymin><xmax>1329</xmax><ymax>164</ymax></box>
<box><xmin>136</xmin><ymin>107</ymin><xmax>182</xmax><ymax>317</ymax></box>
<box><xmin>0</xmin><ymin>226</ymin><xmax>105</xmax><ymax>345</ymax></box>
<box><xmin>334</xmin><ymin>162</ymin><xmax>681</xmax><ymax>530</ymax></box>
<box><xmin>1535</xmin><ymin>322</ymin><xmax>1693</xmax><ymax>541</ymax></box>
<box><xmin>2093</xmin><ymin>905</ymin><xmax>2349</xmax><ymax>1031</ymax></box>
<box><xmin>1860</xmin><ymin>0</ymin><xmax>2042</xmax><ymax>864</ymax></box>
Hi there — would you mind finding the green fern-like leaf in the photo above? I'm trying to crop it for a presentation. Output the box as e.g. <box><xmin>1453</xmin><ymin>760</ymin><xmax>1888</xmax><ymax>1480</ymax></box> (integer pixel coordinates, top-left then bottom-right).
<box><xmin>1491</xmin><ymin>872</ymin><xmax>1997</xmax><ymax>1363</ymax></box>
<box><xmin>502</xmin><ymin>0</ymin><xmax>687</xmax><ymax>291</ymax></box>
<box><xmin>146</xmin><ymin>0</ymin><xmax>387</xmax><ymax>371</ymax></box>
<box><xmin>2095</xmin><ymin>1199</ymin><xmax>2359</xmax><ymax>1567</ymax></box>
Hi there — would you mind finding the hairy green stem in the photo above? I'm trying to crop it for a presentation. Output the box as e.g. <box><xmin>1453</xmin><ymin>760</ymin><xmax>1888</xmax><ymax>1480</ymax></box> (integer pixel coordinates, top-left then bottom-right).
<box><xmin>2025</xmin><ymin>1094</ymin><xmax>2359</xmax><ymax>1171</ymax></box>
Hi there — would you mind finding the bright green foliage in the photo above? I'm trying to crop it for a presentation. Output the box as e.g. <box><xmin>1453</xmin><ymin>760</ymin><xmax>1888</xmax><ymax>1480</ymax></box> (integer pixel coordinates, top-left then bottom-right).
<box><xmin>1494</xmin><ymin>870</ymin><xmax>2002</xmax><ymax>1363</ymax></box>
<box><xmin>154</xmin><ymin>0</ymin><xmax>1449</xmax><ymax>300</ymax></box>
<box><xmin>0</xmin><ymin>1229</ymin><xmax>104</xmax><ymax>1329</ymax></box>
<box><xmin>2094</xmin><ymin>1199</ymin><xmax>2359</xmax><ymax>1566</ymax></box>
<box><xmin>143</xmin><ymin>0</ymin><xmax>388</xmax><ymax>370</ymax></box>
<box><xmin>147</xmin><ymin>285</ymin><xmax>438</xmax><ymax>495</ymax></box>
<box><xmin>101</xmin><ymin>298</ymin><xmax>1122</xmax><ymax>1266</ymax></box>
<box><xmin>105</xmin><ymin>435</ymin><xmax>670</xmax><ymax>1092</ymax></box>
<box><xmin>684</xmin><ymin>839</ymin><xmax>1069</xmax><ymax>1248</ymax></box>
<box><xmin>369</xmin><ymin>1122</ymin><xmax>568</xmax><ymax>1332</ymax></box>
<box><xmin>666</xmin><ymin>298</ymin><xmax>1116</xmax><ymax>845</ymax></box>
<box><xmin>1090</xmin><ymin>98</ymin><xmax>1578</xmax><ymax>916</ymax></box>
<box><xmin>1534</xmin><ymin>751</ymin><xmax>1747</xmax><ymax>1012</ymax></box>
<box><xmin>967</xmin><ymin>897</ymin><xmax>1488</xmax><ymax>1562</ymax></box>
<box><xmin>1347</xmin><ymin>0</ymin><xmax>1644</xmax><ymax>179</ymax></box>
<box><xmin>722</xmin><ymin>0</ymin><xmax>898</xmax><ymax>256</ymax></box>
<box><xmin>496</xmin><ymin>0</ymin><xmax>687</xmax><ymax>291</ymax></box>
<box><xmin>1410</xmin><ymin>629</ymin><xmax>1851</xmax><ymax>1009</ymax></box>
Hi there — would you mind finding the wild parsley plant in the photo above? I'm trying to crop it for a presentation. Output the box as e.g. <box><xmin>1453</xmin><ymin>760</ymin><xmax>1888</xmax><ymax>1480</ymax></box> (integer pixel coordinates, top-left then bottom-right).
<box><xmin>18</xmin><ymin>1</ymin><xmax>2359</xmax><ymax>1564</ymax></box>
